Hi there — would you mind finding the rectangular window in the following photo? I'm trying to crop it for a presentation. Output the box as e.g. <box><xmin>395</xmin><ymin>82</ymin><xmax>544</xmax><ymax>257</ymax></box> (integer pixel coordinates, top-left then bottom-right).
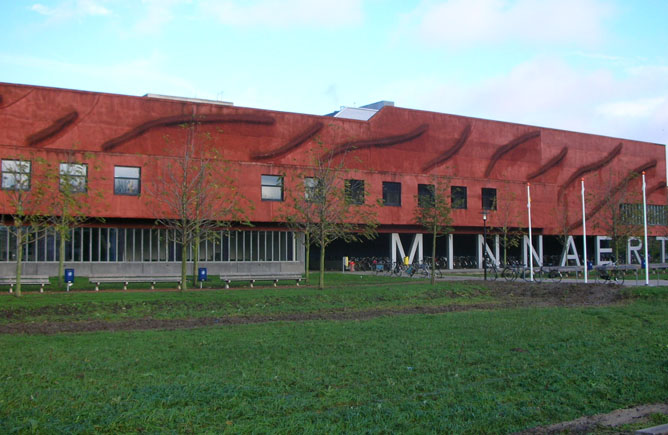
<box><xmin>262</xmin><ymin>174</ymin><xmax>283</xmax><ymax>201</ymax></box>
<box><xmin>451</xmin><ymin>186</ymin><xmax>467</xmax><ymax>209</ymax></box>
<box><xmin>304</xmin><ymin>177</ymin><xmax>321</xmax><ymax>202</ymax></box>
<box><xmin>60</xmin><ymin>163</ymin><xmax>87</xmax><ymax>193</ymax></box>
<box><xmin>621</xmin><ymin>203</ymin><xmax>668</xmax><ymax>226</ymax></box>
<box><xmin>345</xmin><ymin>179</ymin><xmax>364</xmax><ymax>205</ymax></box>
<box><xmin>1</xmin><ymin>159</ymin><xmax>31</xmax><ymax>191</ymax></box>
<box><xmin>383</xmin><ymin>181</ymin><xmax>401</xmax><ymax>206</ymax></box>
<box><xmin>418</xmin><ymin>184</ymin><xmax>435</xmax><ymax>208</ymax></box>
<box><xmin>482</xmin><ymin>187</ymin><xmax>497</xmax><ymax>210</ymax></box>
<box><xmin>114</xmin><ymin>166</ymin><xmax>141</xmax><ymax>196</ymax></box>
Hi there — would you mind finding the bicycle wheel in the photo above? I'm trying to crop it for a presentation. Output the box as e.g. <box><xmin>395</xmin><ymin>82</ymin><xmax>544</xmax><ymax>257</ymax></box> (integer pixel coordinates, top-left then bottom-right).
<box><xmin>612</xmin><ymin>268</ymin><xmax>625</xmax><ymax>285</ymax></box>
<box><xmin>595</xmin><ymin>268</ymin><xmax>606</xmax><ymax>284</ymax></box>
<box><xmin>417</xmin><ymin>266</ymin><xmax>430</xmax><ymax>278</ymax></box>
<box><xmin>502</xmin><ymin>267</ymin><xmax>516</xmax><ymax>281</ymax></box>
<box><xmin>549</xmin><ymin>269</ymin><xmax>562</xmax><ymax>283</ymax></box>
<box><xmin>487</xmin><ymin>267</ymin><xmax>498</xmax><ymax>281</ymax></box>
<box><xmin>532</xmin><ymin>268</ymin><xmax>543</xmax><ymax>283</ymax></box>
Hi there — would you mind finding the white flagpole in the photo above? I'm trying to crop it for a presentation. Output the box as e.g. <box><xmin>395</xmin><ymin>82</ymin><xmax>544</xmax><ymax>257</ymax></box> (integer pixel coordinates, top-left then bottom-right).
<box><xmin>642</xmin><ymin>171</ymin><xmax>649</xmax><ymax>285</ymax></box>
<box><xmin>527</xmin><ymin>183</ymin><xmax>533</xmax><ymax>281</ymax></box>
<box><xmin>582</xmin><ymin>178</ymin><xmax>588</xmax><ymax>283</ymax></box>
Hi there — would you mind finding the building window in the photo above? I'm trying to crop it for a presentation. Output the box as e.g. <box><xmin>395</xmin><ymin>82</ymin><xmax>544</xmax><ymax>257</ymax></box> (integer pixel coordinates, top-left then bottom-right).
<box><xmin>451</xmin><ymin>186</ymin><xmax>467</xmax><ymax>209</ymax></box>
<box><xmin>418</xmin><ymin>184</ymin><xmax>435</xmax><ymax>208</ymax></box>
<box><xmin>383</xmin><ymin>181</ymin><xmax>401</xmax><ymax>206</ymax></box>
<box><xmin>114</xmin><ymin>166</ymin><xmax>141</xmax><ymax>196</ymax></box>
<box><xmin>345</xmin><ymin>179</ymin><xmax>364</xmax><ymax>205</ymax></box>
<box><xmin>304</xmin><ymin>177</ymin><xmax>321</xmax><ymax>202</ymax></box>
<box><xmin>482</xmin><ymin>188</ymin><xmax>497</xmax><ymax>210</ymax></box>
<box><xmin>1</xmin><ymin>159</ymin><xmax>31</xmax><ymax>191</ymax></box>
<box><xmin>60</xmin><ymin>163</ymin><xmax>87</xmax><ymax>193</ymax></box>
<box><xmin>262</xmin><ymin>175</ymin><xmax>284</xmax><ymax>201</ymax></box>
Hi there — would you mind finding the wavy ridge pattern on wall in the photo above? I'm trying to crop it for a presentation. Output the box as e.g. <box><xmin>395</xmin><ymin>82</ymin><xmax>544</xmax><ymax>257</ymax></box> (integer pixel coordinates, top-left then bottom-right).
<box><xmin>324</xmin><ymin>124</ymin><xmax>429</xmax><ymax>160</ymax></box>
<box><xmin>0</xmin><ymin>89</ymin><xmax>34</xmax><ymax>110</ymax></box>
<box><xmin>648</xmin><ymin>181</ymin><xmax>667</xmax><ymax>195</ymax></box>
<box><xmin>558</xmin><ymin>142</ymin><xmax>623</xmax><ymax>199</ymax></box>
<box><xmin>422</xmin><ymin>124</ymin><xmax>471</xmax><ymax>172</ymax></box>
<box><xmin>252</xmin><ymin>122</ymin><xmax>323</xmax><ymax>160</ymax></box>
<box><xmin>568</xmin><ymin>159</ymin><xmax>658</xmax><ymax>231</ymax></box>
<box><xmin>484</xmin><ymin>130</ymin><xmax>541</xmax><ymax>177</ymax></box>
<box><xmin>102</xmin><ymin>113</ymin><xmax>276</xmax><ymax>151</ymax></box>
<box><xmin>25</xmin><ymin>111</ymin><xmax>79</xmax><ymax>147</ymax></box>
<box><xmin>527</xmin><ymin>147</ymin><xmax>568</xmax><ymax>181</ymax></box>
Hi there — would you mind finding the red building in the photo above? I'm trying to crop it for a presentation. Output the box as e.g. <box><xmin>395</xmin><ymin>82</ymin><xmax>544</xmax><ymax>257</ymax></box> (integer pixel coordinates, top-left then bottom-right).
<box><xmin>1</xmin><ymin>82</ymin><xmax>666</xmax><ymax>276</ymax></box>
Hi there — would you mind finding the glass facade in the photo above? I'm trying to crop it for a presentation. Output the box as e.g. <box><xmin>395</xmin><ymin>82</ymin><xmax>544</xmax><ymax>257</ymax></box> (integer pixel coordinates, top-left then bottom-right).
<box><xmin>0</xmin><ymin>226</ymin><xmax>297</xmax><ymax>263</ymax></box>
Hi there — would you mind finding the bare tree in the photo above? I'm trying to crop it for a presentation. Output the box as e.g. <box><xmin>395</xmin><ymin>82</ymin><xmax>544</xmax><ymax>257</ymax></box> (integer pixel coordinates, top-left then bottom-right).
<box><xmin>41</xmin><ymin>149</ymin><xmax>105</xmax><ymax>287</ymax></box>
<box><xmin>146</xmin><ymin>122</ymin><xmax>246</xmax><ymax>290</ymax></box>
<box><xmin>282</xmin><ymin>144</ymin><xmax>377</xmax><ymax>289</ymax></box>
<box><xmin>1</xmin><ymin>156</ymin><xmax>48</xmax><ymax>296</ymax></box>
<box><xmin>492</xmin><ymin>188</ymin><xmax>524</xmax><ymax>264</ymax></box>
<box><xmin>414</xmin><ymin>178</ymin><xmax>453</xmax><ymax>284</ymax></box>
<box><xmin>589</xmin><ymin>168</ymin><xmax>643</xmax><ymax>262</ymax></box>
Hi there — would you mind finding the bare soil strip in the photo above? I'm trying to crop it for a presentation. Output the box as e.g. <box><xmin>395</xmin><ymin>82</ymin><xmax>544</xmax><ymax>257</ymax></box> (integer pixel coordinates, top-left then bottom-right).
<box><xmin>518</xmin><ymin>403</ymin><xmax>668</xmax><ymax>434</ymax></box>
<box><xmin>0</xmin><ymin>282</ymin><xmax>627</xmax><ymax>335</ymax></box>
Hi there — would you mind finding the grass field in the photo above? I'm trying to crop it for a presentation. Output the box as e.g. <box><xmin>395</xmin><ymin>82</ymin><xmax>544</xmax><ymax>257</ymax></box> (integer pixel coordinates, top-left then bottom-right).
<box><xmin>1</xmin><ymin>275</ymin><xmax>667</xmax><ymax>433</ymax></box>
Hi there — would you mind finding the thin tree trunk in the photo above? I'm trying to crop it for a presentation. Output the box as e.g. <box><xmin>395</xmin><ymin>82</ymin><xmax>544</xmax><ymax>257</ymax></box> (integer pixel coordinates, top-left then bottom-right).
<box><xmin>191</xmin><ymin>229</ymin><xmax>200</xmax><ymax>287</ymax></box>
<box><xmin>181</xmin><ymin>230</ymin><xmax>188</xmax><ymax>291</ymax></box>
<box><xmin>305</xmin><ymin>232</ymin><xmax>310</xmax><ymax>283</ymax></box>
<box><xmin>15</xmin><ymin>227</ymin><xmax>23</xmax><ymax>297</ymax></box>
<box><xmin>431</xmin><ymin>227</ymin><xmax>437</xmax><ymax>285</ymax></box>
<box><xmin>58</xmin><ymin>227</ymin><xmax>66</xmax><ymax>287</ymax></box>
<box><xmin>319</xmin><ymin>243</ymin><xmax>325</xmax><ymax>290</ymax></box>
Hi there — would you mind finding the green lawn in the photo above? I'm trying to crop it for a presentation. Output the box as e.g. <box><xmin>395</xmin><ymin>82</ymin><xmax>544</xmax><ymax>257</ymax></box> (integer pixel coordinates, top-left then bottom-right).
<box><xmin>0</xmin><ymin>278</ymin><xmax>667</xmax><ymax>433</ymax></box>
<box><xmin>0</xmin><ymin>275</ymin><xmax>493</xmax><ymax>324</ymax></box>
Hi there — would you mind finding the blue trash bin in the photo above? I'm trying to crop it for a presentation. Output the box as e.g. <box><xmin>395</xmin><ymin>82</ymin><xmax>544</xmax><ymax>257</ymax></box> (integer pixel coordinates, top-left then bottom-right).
<box><xmin>65</xmin><ymin>268</ymin><xmax>75</xmax><ymax>283</ymax></box>
<box><xmin>198</xmin><ymin>268</ymin><xmax>207</xmax><ymax>282</ymax></box>
<box><xmin>65</xmin><ymin>268</ymin><xmax>74</xmax><ymax>291</ymax></box>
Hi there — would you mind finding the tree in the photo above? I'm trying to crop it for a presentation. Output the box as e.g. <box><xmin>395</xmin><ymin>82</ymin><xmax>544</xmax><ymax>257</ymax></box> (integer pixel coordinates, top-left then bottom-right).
<box><xmin>146</xmin><ymin>121</ymin><xmax>246</xmax><ymax>290</ymax></box>
<box><xmin>490</xmin><ymin>188</ymin><xmax>525</xmax><ymax>265</ymax></box>
<box><xmin>41</xmin><ymin>149</ymin><xmax>105</xmax><ymax>287</ymax></box>
<box><xmin>414</xmin><ymin>179</ymin><xmax>453</xmax><ymax>285</ymax></box>
<box><xmin>0</xmin><ymin>156</ymin><xmax>48</xmax><ymax>296</ymax></box>
<box><xmin>282</xmin><ymin>144</ymin><xmax>377</xmax><ymax>289</ymax></box>
<box><xmin>589</xmin><ymin>168</ymin><xmax>643</xmax><ymax>262</ymax></box>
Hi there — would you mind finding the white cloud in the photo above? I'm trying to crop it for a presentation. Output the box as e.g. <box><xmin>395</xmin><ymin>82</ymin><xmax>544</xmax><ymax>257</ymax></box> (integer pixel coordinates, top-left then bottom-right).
<box><xmin>412</xmin><ymin>0</ymin><xmax>613</xmax><ymax>47</ymax></box>
<box><xmin>133</xmin><ymin>0</ymin><xmax>189</xmax><ymax>34</ymax></box>
<box><xmin>29</xmin><ymin>0</ymin><xmax>110</xmax><ymax>21</ymax></box>
<box><xmin>200</xmin><ymin>0</ymin><xmax>364</xmax><ymax>28</ymax></box>
<box><xmin>0</xmin><ymin>52</ymin><xmax>203</xmax><ymax>99</ymax></box>
<box><xmin>384</xmin><ymin>56</ymin><xmax>668</xmax><ymax>144</ymax></box>
<box><xmin>597</xmin><ymin>98</ymin><xmax>666</xmax><ymax>118</ymax></box>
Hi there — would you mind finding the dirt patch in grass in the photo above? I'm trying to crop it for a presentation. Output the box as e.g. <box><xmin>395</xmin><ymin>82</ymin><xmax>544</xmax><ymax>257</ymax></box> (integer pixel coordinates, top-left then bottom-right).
<box><xmin>0</xmin><ymin>281</ymin><xmax>629</xmax><ymax>334</ymax></box>
<box><xmin>518</xmin><ymin>403</ymin><xmax>668</xmax><ymax>434</ymax></box>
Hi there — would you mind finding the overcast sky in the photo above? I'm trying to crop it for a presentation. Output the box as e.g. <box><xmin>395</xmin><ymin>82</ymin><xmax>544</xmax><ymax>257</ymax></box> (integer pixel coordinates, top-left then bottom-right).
<box><xmin>2</xmin><ymin>0</ymin><xmax>667</xmax><ymax>144</ymax></box>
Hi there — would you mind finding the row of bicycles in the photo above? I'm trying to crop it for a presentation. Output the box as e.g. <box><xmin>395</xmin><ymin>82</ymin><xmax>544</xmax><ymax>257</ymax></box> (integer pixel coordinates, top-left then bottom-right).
<box><xmin>485</xmin><ymin>260</ymin><xmax>627</xmax><ymax>284</ymax></box>
<box><xmin>347</xmin><ymin>256</ymin><xmax>629</xmax><ymax>284</ymax></box>
<box><xmin>484</xmin><ymin>260</ymin><xmax>563</xmax><ymax>283</ymax></box>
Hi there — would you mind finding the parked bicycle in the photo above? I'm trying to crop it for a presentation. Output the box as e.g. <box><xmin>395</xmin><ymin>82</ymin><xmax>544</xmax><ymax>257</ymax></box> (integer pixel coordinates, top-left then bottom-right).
<box><xmin>595</xmin><ymin>263</ymin><xmax>625</xmax><ymax>284</ymax></box>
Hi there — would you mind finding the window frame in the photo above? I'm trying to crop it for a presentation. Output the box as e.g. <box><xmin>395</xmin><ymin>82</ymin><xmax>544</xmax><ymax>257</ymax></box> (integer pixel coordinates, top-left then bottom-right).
<box><xmin>261</xmin><ymin>174</ymin><xmax>284</xmax><ymax>202</ymax></box>
<box><xmin>382</xmin><ymin>181</ymin><xmax>402</xmax><ymax>207</ymax></box>
<box><xmin>59</xmin><ymin>162</ymin><xmax>88</xmax><ymax>194</ymax></box>
<box><xmin>345</xmin><ymin>179</ymin><xmax>365</xmax><ymax>205</ymax></box>
<box><xmin>451</xmin><ymin>186</ymin><xmax>467</xmax><ymax>210</ymax></box>
<box><xmin>1</xmin><ymin>159</ymin><xmax>31</xmax><ymax>191</ymax></box>
<box><xmin>417</xmin><ymin>183</ymin><xmax>435</xmax><ymax>208</ymax></box>
<box><xmin>114</xmin><ymin>166</ymin><xmax>141</xmax><ymax>196</ymax></box>
<box><xmin>303</xmin><ymin>176</ymin><xmax>321</xmax><ymax>203</ymax></box>
<box><xmin>482</xmin><ymin>187</ymin><xmax>497</xmax><ymax>211</ymax></box>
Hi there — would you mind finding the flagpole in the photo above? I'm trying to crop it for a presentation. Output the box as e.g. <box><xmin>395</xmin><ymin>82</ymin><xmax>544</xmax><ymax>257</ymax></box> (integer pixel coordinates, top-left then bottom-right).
<box><xmin>642</xmin><ymin>171</ymin><xmax>649</xmax><ymax>285</ymax></box>
<box><xmin>527</xmin><ymin>183</ymin><xmax>533</xmax><ymax>281</ymax></box>
<box><xmin>582</xmin><ymin>178</ymin><xmax>588</xmax><ymax>283</ymax></box>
